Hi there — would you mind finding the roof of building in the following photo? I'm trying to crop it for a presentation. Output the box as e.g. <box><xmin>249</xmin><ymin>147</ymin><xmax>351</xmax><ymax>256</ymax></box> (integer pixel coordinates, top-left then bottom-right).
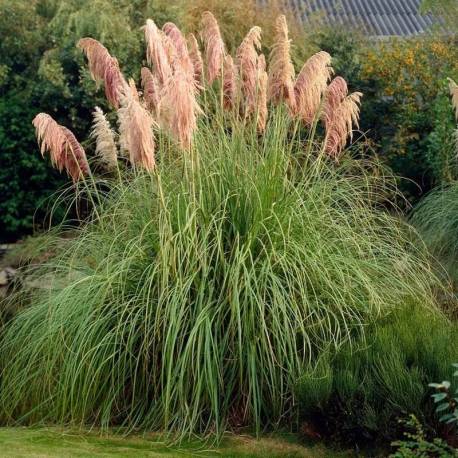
<box><xmin>288</xmin><ymin>0</ymin><xmax>446</xmax><ymax>37</ymax></box>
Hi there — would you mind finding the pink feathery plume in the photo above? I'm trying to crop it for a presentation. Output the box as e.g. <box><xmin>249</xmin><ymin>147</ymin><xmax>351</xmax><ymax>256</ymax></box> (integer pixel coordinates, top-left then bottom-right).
<box><xmin>256</xmin><ymin>54</ymin><xmax>268</xmax><ymax>133</ymax></box>
<box><xmin>294</xmin><ymin>51</ymin><xmax>333</xmax><ymax>125</ymax></box>
<box><xmin>223</xmin><ymin>55</ymin><xmax>237</xmax><ymax>110</ymax></box>
<box><xmin>163</xmin><ymin>22</ymin><xmax>194</xmax><ymax>80</ymax></box>
<box><xmin>200</xmin><ymin>11</ymin><xmax>225</xmax><ymax>84</ymax></box>
<box><xmin>33</xmin><ymin>113</ymin><xmax>67</xmax><ymax>170</ymax></box>
<box><xmin>77</xmin><ymin>38</ymin><xmax>128</xmax><ymax>108</ymax></box>
<box><xmin>141</xmin><ymin>67</ymin><xmax>160</xmax><ymax>115</ymax></box>
<box><xmin>162</xmin><ymin>22</ymin><xmax>187</xmax><ymax>56</ymax></box>
<box><xmin>236</xmin><ymin>26</ymin><xmax>262</xmax><ymax>116</ymax></box>
<box><xmin>118</xmin><ymin>89</ymin><xmax>156</xmax><ymax>171</ymax></box>
<box><xmin>188</xmin><ymin>33</ymin><xmax>204</xmax><ymax>85</ymax></box>
<box><xmin>321</xmin><ymin>76</ymin><xmax>348</xmax><ymax>127</ymax></box>
<box><xmin>128</xmin><ymin>79</ymin><xmax>140</xmax><ymax>101</ymax></box>
<box><xmin>257</xmin><ymin>53</ymin><xmax>266</xmax><ymax>73</ymax></box>
<box><xmin>161</xmin><ymin>31</ymin><xmax>178</xmax><ymax>68</ymax></box>
<box><xmin>159</xmin><ymin>61</ymin><xmax>202</xmax><ymax>149</ymax></box>
<box><xmin>33</xmin><ymin>113</ymin><xmax>90</xmax><ymax>182</ymax></box>
<box><xmin>61</xmin><ymin>127</ymin><xmax>91</xmax><ymax>182</ymax></box>
<box><xmin>144</xmin><ymin>19</ymin><xmax>172</xmax><ymax>86</ymax></box>
<box><xmin>267</xmin><ymin>15</ymin><xmax>296</xmax><ymax>112</ymax></box>
<box><xmin>103</xmin><ymin>58</ymin><xmax>128</xmax><ymax>108</ymax></box>
<box><xmin>323</xmin><ymin>91</ymin><xmax>363</xmax><ymax>159</ymax></box>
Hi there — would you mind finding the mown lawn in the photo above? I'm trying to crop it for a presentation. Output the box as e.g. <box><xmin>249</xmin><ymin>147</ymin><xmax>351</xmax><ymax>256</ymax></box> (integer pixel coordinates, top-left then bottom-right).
<box><xmin>0</xmin><ymin>427</ymin><xmax>354</xmax><ymax>457</ymax></box>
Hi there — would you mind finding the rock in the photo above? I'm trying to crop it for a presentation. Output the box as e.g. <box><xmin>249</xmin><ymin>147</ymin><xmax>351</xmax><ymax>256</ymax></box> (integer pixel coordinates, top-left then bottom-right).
<box><xmin>4</xmin><ymin>267</ymin><xmax>16</xmax><ymax>277</ymax></box>
<box><xmin>0</xmin><ymin>267</ymin><xmax>17</xmax><ymax>286</ymax></box>
<box><xmin>0</xmin><ymin>270</ymin><xmax>8</xmax><ymax>286</ymax></box>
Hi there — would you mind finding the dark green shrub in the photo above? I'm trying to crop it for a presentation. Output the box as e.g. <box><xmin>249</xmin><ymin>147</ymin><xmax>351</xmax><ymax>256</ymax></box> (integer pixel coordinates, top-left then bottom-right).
<box><xmin>423</xmin><ymin>81</ymin><xmax>458</xmax><ymax>185</ymax></box>
<box><xmin>0</xmin><ymin>91</ymin><xmax>66</xmax><ymax>239</ymax></box>
<box><xmin>360</xmin><ymin>36</ymin><xmax>458</xmax><ymax>203</ymax></box>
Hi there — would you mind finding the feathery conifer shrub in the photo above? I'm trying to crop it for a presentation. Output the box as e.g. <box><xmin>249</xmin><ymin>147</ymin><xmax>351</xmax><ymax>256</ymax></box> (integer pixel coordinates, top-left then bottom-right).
<box><xmin>297</xmin><ymin>305</ymin><xmax>458</xmax><ymax>444</ymax></box>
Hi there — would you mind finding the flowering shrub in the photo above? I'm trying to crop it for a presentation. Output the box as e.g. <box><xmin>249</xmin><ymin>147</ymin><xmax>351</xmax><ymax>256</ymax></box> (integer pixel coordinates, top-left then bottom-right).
<box><xmin>360</xmin><ymin>36</ymin><xmax>458</xmax><ymax>200</ymax></box>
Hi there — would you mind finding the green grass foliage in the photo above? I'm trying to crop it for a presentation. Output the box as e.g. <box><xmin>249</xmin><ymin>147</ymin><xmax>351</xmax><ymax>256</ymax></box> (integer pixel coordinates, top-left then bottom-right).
<box><xmin>410</xmin><ymin>182</ymin><xmax>458</xmax><ymax>285</ymax></box>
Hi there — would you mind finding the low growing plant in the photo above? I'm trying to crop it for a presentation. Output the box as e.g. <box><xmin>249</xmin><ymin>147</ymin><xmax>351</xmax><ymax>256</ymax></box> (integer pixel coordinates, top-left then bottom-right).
<box><xmin>390</xmin><ymin>414</ymin><xmax>456</xmax><ymax>457</ymax></box>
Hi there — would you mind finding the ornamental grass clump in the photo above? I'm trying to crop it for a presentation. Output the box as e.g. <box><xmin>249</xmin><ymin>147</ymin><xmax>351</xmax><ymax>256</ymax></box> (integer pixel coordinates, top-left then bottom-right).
<box><xmin>411</xmin><ymin>183</ymin><xmax>458</xmax><ymax>285</ymax></box>
<box><xmin>0</xmin><ymin>12</ymin><xmax>443</xmax><ymax>440</ymax></box>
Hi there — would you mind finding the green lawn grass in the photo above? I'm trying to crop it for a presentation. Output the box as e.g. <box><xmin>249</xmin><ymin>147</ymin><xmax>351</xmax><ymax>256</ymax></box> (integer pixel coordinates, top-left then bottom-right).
<box><xmin>0</xmin><ymin>428</ymin><xmax>354</xmax><ymax>457</ymax></box>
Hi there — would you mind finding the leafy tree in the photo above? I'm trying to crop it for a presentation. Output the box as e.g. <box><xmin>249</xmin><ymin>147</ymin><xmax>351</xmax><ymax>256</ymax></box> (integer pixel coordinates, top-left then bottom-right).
<box><xmin>0</xmin><ymin>0</ymin><xmax>177</xmax><ymax>241</ymax></box>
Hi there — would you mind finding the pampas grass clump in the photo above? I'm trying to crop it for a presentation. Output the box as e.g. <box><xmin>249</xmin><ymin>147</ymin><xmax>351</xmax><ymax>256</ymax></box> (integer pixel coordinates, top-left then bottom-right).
<box><xmin>0</xmin><ymin>117</ymin><xmax>440</xmax><ymax>438</ymax></box>
<box><xmin>0</xmin><ymin>12</ymin><xmax>443</xmax><ymax>440</ymax></box>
